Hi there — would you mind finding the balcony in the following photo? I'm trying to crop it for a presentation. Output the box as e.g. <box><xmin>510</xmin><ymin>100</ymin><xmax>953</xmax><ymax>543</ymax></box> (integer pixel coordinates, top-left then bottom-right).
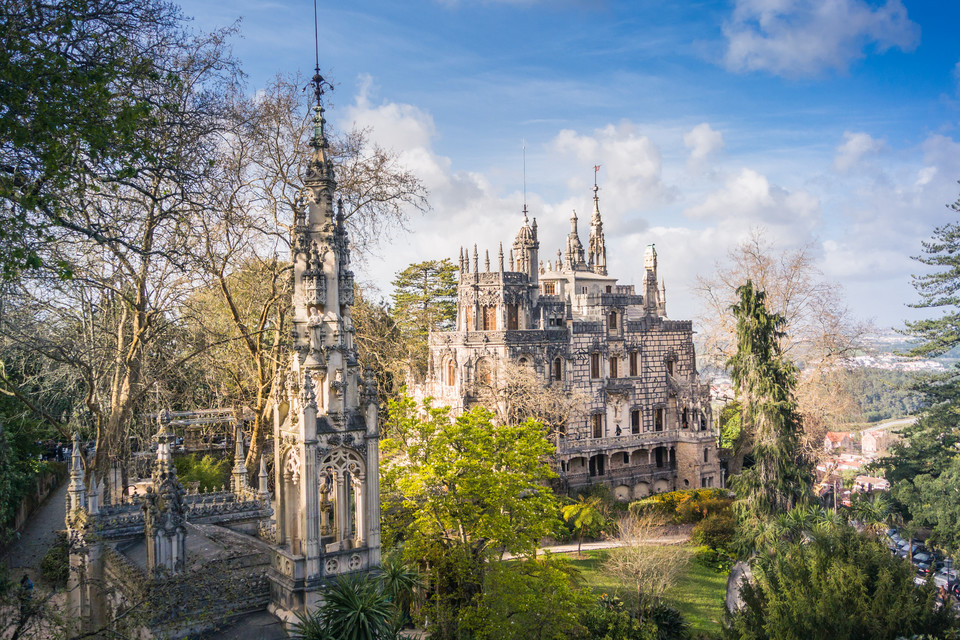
<box><xmin>559</xmin><ymin>430</ymin><xmax>678</xmax><ymax>455</ymax></box>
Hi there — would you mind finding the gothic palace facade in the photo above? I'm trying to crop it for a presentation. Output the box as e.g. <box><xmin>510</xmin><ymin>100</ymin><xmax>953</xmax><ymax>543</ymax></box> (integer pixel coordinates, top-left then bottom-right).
<box><xmin>417</xmin><ymin>184</ymin><xmax>719</xmax><ymax>499</ymax></box>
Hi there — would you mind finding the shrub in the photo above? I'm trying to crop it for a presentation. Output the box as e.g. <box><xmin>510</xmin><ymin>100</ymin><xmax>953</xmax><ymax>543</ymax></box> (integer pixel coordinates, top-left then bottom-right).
<box><xmin>640</xmin><ymin>602</ymin><xmax>690</xmax><ymax>640</ymax></box>
<box><xmin>693</xmin><ymin>546</ymin><xmax>734</xmax><ymax>574</ymax></box>
<box><xmin>173</xmin><ymin>454</ymin><xmax>229</xmax><ymax>491</ymax></box>
<box><xmin>40</xmin><ymin>532</ymin><xmax>69</xmax><ymax>588</ymax></box>
<box><xmin>690</xmin><ymin>512</ymin><xmax>736</xmax><ymax>551</ymax></box>
<box><xmin>629</xmin><ymin>490</ymin><xmax>733</xmax><ymax>525</ymax></box>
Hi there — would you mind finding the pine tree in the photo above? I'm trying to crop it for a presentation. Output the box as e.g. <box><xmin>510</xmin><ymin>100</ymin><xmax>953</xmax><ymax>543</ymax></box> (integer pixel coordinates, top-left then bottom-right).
<box><xmin>904</xmin><ymin>189</ymin><xmax>960</xmax><ymax>357</ymax></box>
<box><xmin>390</xmin><ymin>259</ymin><xmax>458</xmax><ymax>377</ymax></box>
<box><xmin>728</xmin><ymin>280</ymin><xmax>812</xmax><ymax>524</ymax></box>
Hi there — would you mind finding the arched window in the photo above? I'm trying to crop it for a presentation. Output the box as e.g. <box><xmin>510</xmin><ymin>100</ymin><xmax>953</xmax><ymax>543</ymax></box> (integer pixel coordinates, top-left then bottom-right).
<box><xmin>552</xmin><ymin>357</ymin><xmax>563</xmax><ymax>381</ymax></box>
<box><xmin>608</xmin><ymin>311</ymin><xmax>618</xmax><ymax>330</ymax></box>
<box><xmin>446</xmin><ymin>359</ymin><xmax>456</xmax><ymax>386</ymax></box>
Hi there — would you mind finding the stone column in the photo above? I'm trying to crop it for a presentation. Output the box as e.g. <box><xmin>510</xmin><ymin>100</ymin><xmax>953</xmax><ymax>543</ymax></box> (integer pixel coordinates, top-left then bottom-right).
<box><xmin>365</xmin><ymin>436</ymin><xmax>382</xmax><ymax>564</ymax></box>
<box><xmin>354</xmin><ymin>477</ymin><xmax>365</xmax><ymax>547</ymax></box>
<box><xmin>336</xmin><ymin>473</ymin><xmax>347</xmax><ymax>543</ymax></box>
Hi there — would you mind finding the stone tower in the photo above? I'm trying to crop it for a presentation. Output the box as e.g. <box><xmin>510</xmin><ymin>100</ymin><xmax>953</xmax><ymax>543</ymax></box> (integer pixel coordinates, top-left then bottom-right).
<box><xmin>142</xmin><ymin>413</ymin><xmax>187</xmax><ymax>575</ymax></box>
<box><xmin>268</xmin><ymin>86</ymin><xmax>381</xmax><ymax>617</ymax></box>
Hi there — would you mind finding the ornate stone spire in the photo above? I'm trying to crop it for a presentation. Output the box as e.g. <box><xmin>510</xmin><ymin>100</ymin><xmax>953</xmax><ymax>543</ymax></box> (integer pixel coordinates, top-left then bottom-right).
<box><xmin>498</xmin><ymin>243</ymin><xmax>504</xmax><ymax>272</ymax></box>
<box><xmin>231</xmin><ymin>422</ymin><xmax>248</xmax><ymax>494</ymax></box>
<box><xmin>565</xmin><ymin>210</ymin><xmax>586</xmax><ymax>270</ymax></box>
<box><xmin>67</xmin><ymin>432</ymin><xmax>86</xmax><ymax>514</ymax></box>
<box><xmin>588</xmin><ymin>167</ymin><xmax>607</xmax><ymax>276</ymax></box>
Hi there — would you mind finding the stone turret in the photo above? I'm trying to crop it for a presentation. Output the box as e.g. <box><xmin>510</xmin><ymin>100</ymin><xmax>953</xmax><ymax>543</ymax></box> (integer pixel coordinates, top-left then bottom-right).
<box><xmin>644</xmin><ymin>244</ymin><xmax>661</xmax><ymax>316</ymax></box>
<box><xmin>588</xmin><ymin>181</ymin><xmax>607</xmax><ymax>276</ymax></box>
<box><xmin>231</xmin><ymin>423</ymin><xmax>248</xmax><ymax>494</ymax></box>
<box><xmin>512</xmin><ymin>208</ymin><xmax>539</xmax><ymax>285</ymax></box>
<box><xmin>270</xmin><ymin>72</ymin><xmax>381</xmax><ymax>617</ymax></box>
<box><xmin>565</xmin><ymin>211</ymin><xmax>586</xmax><ymax>270</ymax></box>
<box><xmin>143</xmin><ymin>412</ymin><xmax>187</xmax><ymax>575</ymax></box>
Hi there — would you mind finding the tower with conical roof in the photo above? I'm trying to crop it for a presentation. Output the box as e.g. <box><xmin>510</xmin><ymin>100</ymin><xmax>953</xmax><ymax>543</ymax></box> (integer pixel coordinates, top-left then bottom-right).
<box><xmin>269</xmin><ymin>66</ymin><xmax>381</xmax><ymax>617</ymax></box>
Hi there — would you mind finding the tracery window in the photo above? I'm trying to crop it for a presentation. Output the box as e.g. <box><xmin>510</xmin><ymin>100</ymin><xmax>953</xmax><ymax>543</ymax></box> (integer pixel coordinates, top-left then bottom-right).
<box><xmin>552</xmin><ymin>357</ymin><xmax>563</xmax><ymax>381</ymax></box>
<box><xmin>446</xmin><ymin>359</ymin><xmax>456</xmax><ymax>386</ymax></box>
<box><xmin>629</xmin><ymin>351</ymin><xmax>638</xmax><ymax>377</ymax></box>
<box><xmin>590</xmin><ymin>353</ymin><xmax>601</xmax><ymax>379</ymax></box>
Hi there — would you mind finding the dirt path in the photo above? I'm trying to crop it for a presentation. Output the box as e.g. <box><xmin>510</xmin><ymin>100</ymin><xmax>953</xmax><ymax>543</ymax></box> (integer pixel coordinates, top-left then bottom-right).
<box><xmin>1</xmin><ymin>480</ymin><xmax>67</xmax><ymax>579</ymax></box>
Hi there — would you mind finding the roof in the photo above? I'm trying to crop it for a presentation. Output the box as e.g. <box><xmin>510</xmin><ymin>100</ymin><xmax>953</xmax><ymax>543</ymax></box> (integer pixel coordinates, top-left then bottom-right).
<box><xmin>825</xmin><ymin>432</ymin><xmax>851</xmax><ymax>443</ymax></box>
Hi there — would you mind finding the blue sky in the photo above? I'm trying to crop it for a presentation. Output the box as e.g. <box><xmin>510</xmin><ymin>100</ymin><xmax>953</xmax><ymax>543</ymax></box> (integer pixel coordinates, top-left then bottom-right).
<box><xmin>180</xmin><ymin>0</ymin><xmax>960</xmax><ymax>330</ymax></box>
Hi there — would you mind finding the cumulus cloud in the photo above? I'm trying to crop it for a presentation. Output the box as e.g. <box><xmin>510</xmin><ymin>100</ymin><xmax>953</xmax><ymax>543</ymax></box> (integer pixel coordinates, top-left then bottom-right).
<box><xmin>723</xmin><ymin>0</ymin><xmax>920</xmax><ymax>77</ymax></box>
<box><xmin>551</xmin><ymin>122</ymin><xmax>671</xmax><ymax>212</ymax></box>
<box><xmin>684</xmin><ymin>123</ymin><xmax>724</xmax><ymax>168</ymax></box>
<box><xmin>684</xmin><ymin>168</ymin><xmax>821</xmax><ymax>231</ymax></box>
<box><xmin>833</xmin><ymin>131</ymin><xmax>885</xmax><ymax>172</ymax></box>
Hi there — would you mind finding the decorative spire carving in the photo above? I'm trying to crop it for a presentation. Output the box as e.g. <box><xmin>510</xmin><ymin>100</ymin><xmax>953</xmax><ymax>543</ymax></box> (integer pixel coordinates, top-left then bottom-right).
<box><xmin>589</xmin><ymin>166</ymin><xmax>607</xmax><ymax>275</ymax></box>
<box><xmin>565</xmin><ymin>211</ymin><xmax>586</xmax><ymax>270</ymax></box>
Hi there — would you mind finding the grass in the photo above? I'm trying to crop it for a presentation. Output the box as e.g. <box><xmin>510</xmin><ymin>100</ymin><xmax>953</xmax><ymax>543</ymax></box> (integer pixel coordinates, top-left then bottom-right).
<box><xmin>562</xmin><ymin>546</ymin><xmax>728</xmax><ymax>637</ymax></box>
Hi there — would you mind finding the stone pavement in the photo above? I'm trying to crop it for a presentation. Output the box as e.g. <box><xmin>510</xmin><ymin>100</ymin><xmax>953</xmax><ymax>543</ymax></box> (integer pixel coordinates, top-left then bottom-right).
<box><xmin>1</xmin><ymin>478</ymin><xmax>67</xmax><ymax>579</ymax></box>
<box><xmin>502</xmin><ymin>535</ymin><xmax>688</xmax><ymax>560</ymax></box>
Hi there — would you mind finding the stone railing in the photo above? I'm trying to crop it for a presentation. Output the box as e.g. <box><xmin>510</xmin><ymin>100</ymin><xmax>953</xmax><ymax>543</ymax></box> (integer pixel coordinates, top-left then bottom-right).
<box><xmin>559</xmin><ymin>430</ymin><xmax>679</xmax><ymax>456</ymax></box>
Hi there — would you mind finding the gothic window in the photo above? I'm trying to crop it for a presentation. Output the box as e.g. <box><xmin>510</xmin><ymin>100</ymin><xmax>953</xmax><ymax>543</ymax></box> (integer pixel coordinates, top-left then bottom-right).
<box><xmin>552</xmin><ymin>357</ymin><xmax>563</xmax><ymax>381</ymax></box>
<box><xmin>465</xmin><ymin>307</ymin><xmax>474</xmax><ymax>331</ymax></box>
<box><xmin>590</xmin><ymin>353</ymin><xmax>601</xmax><ymax>379</ymax></box>
<box><xmin>682</xmin><ymin>408</ymin><xmax>689</xmax><ymax>429</ymax></box>
<box><xmin>631</xmin><ymin>409</ymin><xmax>641</xmax><ymax>435</ymax></box>
<box><xmin>608</xmin><ymin>311</ymin><xmax>617</xmax><ymax>330</ymax></box>
<box><xmin>606</xmin><ymin>285</ymin><xmax>612</xmax><ymax>293</ymax></box>
<box><xmin>481</xmin><ymin>305</ymin><xmax>497</xmax><ymax>330</ymax></box>
<box><xmin>609</xmin><ymin>357</ymin><xmax>618</xmax><ymax>378</ymax></box>
<box><xmin>703</xmin><ymin>447</ymin><xmax>709</xmax><ymax>463</ymax></box>
<box><xmin>446</xmin><ymin>359</ymin><xmax>456</xmax><ymax>386</ymax></box>
<box><xmin>542</xmin><ymin>282</ymin><xmax>556</xmax><ymax>295</ymax></box>
<box><xmin>476</xmin><ymin>358</ymin><xmax>493</xmax><ymax>386</ymax></box>
<box><xmin>592</xmin><ymin>414</ymin><xmax>603</xmax><ymax>438</ymax></box>
<box><xmin>666</xmin><ymin>359</ymin><xmax>674</xmax><ymax>376</ymax></box>
<box><xmin>655</xmin><ymin>408</ymin><xmax>664</xmax><ymax>432</ymax></box>
<box><xmin>629</xmin><ymin>351</ymin><xmax>638</xmax><ymax>377</ymax></box>
<box><xmin>507</xmin><ymin>304</ymin><xmax>519</xmax><ymax>330</ymax></box>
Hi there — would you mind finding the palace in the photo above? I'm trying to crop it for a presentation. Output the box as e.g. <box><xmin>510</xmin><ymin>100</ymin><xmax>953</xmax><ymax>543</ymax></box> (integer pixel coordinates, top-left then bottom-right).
<box><xmin>416</xmin><ymin>181</ymin><xmax>719</xmax><ymax>499</ymax></box>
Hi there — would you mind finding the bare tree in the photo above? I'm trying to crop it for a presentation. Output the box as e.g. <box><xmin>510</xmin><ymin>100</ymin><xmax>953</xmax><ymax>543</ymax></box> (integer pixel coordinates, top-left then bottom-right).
<box><xmin>604</xmin><ymin>514</ymin><xmax>691</xmax><ymax>613</ymax></box>
<box><xmin>475</xmin><ymin>359</ymin><xmax>589</xmax><ymax>433</ymax></box>
<box><xmin>696</xmin><ymin>229</ymin><xmax>867</xmax><ymax>464</ymax></box>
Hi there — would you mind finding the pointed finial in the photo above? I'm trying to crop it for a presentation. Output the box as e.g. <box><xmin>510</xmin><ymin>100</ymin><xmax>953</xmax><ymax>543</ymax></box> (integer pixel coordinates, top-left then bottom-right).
<box><xmin>509</xmin><ymin>248</ymin><xmax>515</xmax><ymax>271</ymax></box>
<box><xmin>473</xmin><ymin>245</ymin><xmax>478</xmax><ymax>272</ymax></box>
<box><xmin>498</xmin><ymin>243</ymin><xmax>504</xmax><ymax>272</ymax></box>
<box><xmin>258</xmin><ymin>455</ymin><xmax>270</xmax><ymax>498</ymax></box>
<box><xmin>484</xmin><ymin>249</ymin><xmax>490</xmax><ymax>272</ymax></box>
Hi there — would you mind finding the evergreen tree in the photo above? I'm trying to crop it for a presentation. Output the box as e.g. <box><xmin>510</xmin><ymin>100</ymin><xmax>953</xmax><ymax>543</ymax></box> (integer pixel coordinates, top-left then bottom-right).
<box><xmin>390</xmin><ymin>259</ymin><xmax>458</xmax><ymax>377</ymax></box>
<box><xmin>728</xmin><ymin>280</ymin><xmax>812</xmax><ymax>525</ymax></box>
<box><xmin>904</xmin><ymin>189</ymin><xmax>960</xmax><ymax>358</ymax></box>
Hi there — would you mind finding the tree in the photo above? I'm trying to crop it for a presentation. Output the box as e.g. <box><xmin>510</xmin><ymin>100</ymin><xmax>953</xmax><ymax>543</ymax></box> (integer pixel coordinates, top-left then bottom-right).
<box><xmin>561</xmin><ymin>495</ymin><xmax>606</xmax><ymax>556</ymax></box>
<box><xmin>474</xmin><ymin>359</ymin><xmax>589</xmax><ymax>435</ymax></box>
<box><xmin>726</xmin><ymin>518</ymin><xmax>954</xmax><ymax>640</ymax></box>
<box><xmin>459</xmin><ymin>556</ymin><xmax>592</xmax><ymax>640</ymax></box>
<box><xmin>696</xmin><ymin>229</ymin><xmax>865</xmax><ymax>458</ymax></box>
<box><xmin>0</xmin><ymin>0</ymin><xmax>185</xmax><ymax>278</ymax></box>
<box><xmin>903</xmin><ymin>188</ymin><xmax>960</xmax><ymax>358</ymax></box>
<box><xmin>728</xmin><ymin>280</ymin><xmax>812</xmax><ymax>525</ymax></box>
<box><xmin>379</xmin><ymin>393</ymin><xmax>561</xmax><ymax>639</ymax></box>
<box><xmin>353</xmin><ymin>288</ymin><xmax>406</xmax><ymax>406</ymax></box>
<box><xmin>604</xmin><ymin>514</ymin><xmax>691</xmax><ymax>615</ymax></box>
<box><xmin>390</xmin><ymin>260</ymin><xmax>458</xmax><ymax>379</ymax></box>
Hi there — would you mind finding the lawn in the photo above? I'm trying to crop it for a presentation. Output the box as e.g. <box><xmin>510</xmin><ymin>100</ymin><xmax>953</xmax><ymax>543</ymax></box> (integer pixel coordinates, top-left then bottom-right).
<box><xmin>561</xmin><ymin>546</ymin><xmax>728</xmax><ymax>637</ymax></box>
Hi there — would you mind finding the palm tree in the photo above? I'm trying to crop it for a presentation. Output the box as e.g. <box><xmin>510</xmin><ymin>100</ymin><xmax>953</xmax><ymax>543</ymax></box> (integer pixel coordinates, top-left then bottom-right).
<box><xmin>561</xmin><ymin>495</ymin><xmax>605</xmax><ymax>556</ymax></box>
<box><xmin>378</xmin><ymin>553</ymin><xmax>423</xmax><ymax>631</ymax></box>
<box><xmin>290</xmin><ymin>573</ymin><xmax>395</xmax><ymax>640</ymax></box>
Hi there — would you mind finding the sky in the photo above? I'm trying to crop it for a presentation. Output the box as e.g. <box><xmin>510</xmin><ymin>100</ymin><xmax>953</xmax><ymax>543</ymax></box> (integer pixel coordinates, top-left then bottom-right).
<box><xmin>178</xmin><ymin>0</ymin><xmax>960</xmax><ymax>331</ymax></box>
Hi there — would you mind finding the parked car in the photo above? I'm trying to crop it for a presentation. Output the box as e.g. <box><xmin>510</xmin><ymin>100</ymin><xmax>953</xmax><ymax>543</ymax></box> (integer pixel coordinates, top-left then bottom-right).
<box><xmin>934</xmin><ymin>569</ymin><xmax>959</xmax><ymax>590</ymax></box>
<box><xmin>913</xmin><ymin>552</ymin><xmax>934</xmax><ymax>566</ymax></box>
<box><xmin>918</xmin><ymin>560</ymin><xmax>945</xmax><ymax>577</ymax></box>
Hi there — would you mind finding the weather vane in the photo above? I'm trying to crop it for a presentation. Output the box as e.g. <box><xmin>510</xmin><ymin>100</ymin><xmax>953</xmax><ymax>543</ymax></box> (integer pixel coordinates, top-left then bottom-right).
<box><xmin>311</xmin><ymin>0</ymin><xmax>333</xmax><ymax>107</ymax></box>
<box><xmin>594</xmin><ymin>164</ymin><xmax>602</xmax><ymax>188</ymax></box>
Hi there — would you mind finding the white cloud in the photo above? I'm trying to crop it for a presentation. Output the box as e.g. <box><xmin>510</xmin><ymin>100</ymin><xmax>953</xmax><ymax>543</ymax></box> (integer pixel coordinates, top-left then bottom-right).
<box><xmin>683</xmin><ymin>123</ymin><xmax>725</xmax><ymax>168</ymax></box>
<box><xmin>550</xmin><ymin>122</ymin><xmax>671</xmax><ymax>212</ymax></box>
<box><xmin>833</xmin><ymin>131</ymin><xmax>885</xmax><ymax>172</ymax></box>
<box><xmin>723</xmin><ymin>0</ymin><xmax>920</xmax><ymax>77</ymax></box>
<box><xmin>684</xmin><ymin>168</ymin><xmax>821</xmax><ymax>232</ymax></box>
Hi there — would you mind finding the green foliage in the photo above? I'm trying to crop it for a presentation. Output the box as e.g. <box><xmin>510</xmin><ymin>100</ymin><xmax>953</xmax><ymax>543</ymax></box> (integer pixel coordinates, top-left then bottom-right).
<box><xmin>0</xmin><ymin>0</ymin><xmax>180</xmax><ymax>277</ymax></box>
<box><xmin>562</xmin><ymin>496</ymin><xmax>607</xmax><ymax>554</ymax></box>
<box><xmin>390</xmin><ymin>259</ymin><xmax>458</xmax><ymax>377</ymax></box>
<box><xmin>173</xmin><ymin>454</ymin><xmax>229</xmax><ymax>492</ymax></box>
<box><xmin>728</xmin><ymin>280</ymin><xmax>812</xmax><ymax>524</ymax></box>
<box><xmin>717</xmin><ymin>401</ymin><xmax>741</xmax><ymax>451</ymax></box>
<box><xmin>690</xmin><ymin>513</ymin><xmax>736</xmax><ymax>552</ymax></box>
<box><xmin>290</xmin><ymin>573</ymin><xmax>395</xmax><ymax>640</ymax></box>
<box><xmin>692</xmin><ymin>546</ymin><xmax>735</xmax><ymax>574</ymax></box>
<box><xmin>40</xmin><ymin>532</ymin><xmax>69</xmax><ymax>589</ymax></box>
<box><xmin>0</xmin><ymin>423</ymin><xmax>46</xmax><ymax>542</ymax></box>
<box><xmin>726</xmin><ymin>518</ymin><xmax>955</xmax><ymax>640</ymax></box>
<box><xmin>380</xmin><ymin>393</ymin><xmax>561</xmax><ymax>639</ymax></box>
<box><xmin>580</xmin><ymin>595</ymin><xmax>656</xmax><ymax>640</ymax></box>
<box><xmin>895</xmin><ymin>456</ymin><xmax>960</xmax><ymax>555</ymax></box>
<box><xmin>904</xmin><ymin>191</ymin><xmax>960</xmax><ymax>358</ymax></box>
<box><xmin>834</xmin><ymin>368</ymin><xmax>925</xmax><ymax>423</ymax></box>
<box><xmin>460</xmin><ymin>555</ymin><xmax>592</xmax><ymax>640</ymax></box>
<box><xmin>628</xmin><ymin>489</ymin><xmax>732</xmax><ymax>525</ymax></box>
<box><xmin>640</xmin><ymin>602</ymin><xmax>690</xmax><ymax>640</ymax></box>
